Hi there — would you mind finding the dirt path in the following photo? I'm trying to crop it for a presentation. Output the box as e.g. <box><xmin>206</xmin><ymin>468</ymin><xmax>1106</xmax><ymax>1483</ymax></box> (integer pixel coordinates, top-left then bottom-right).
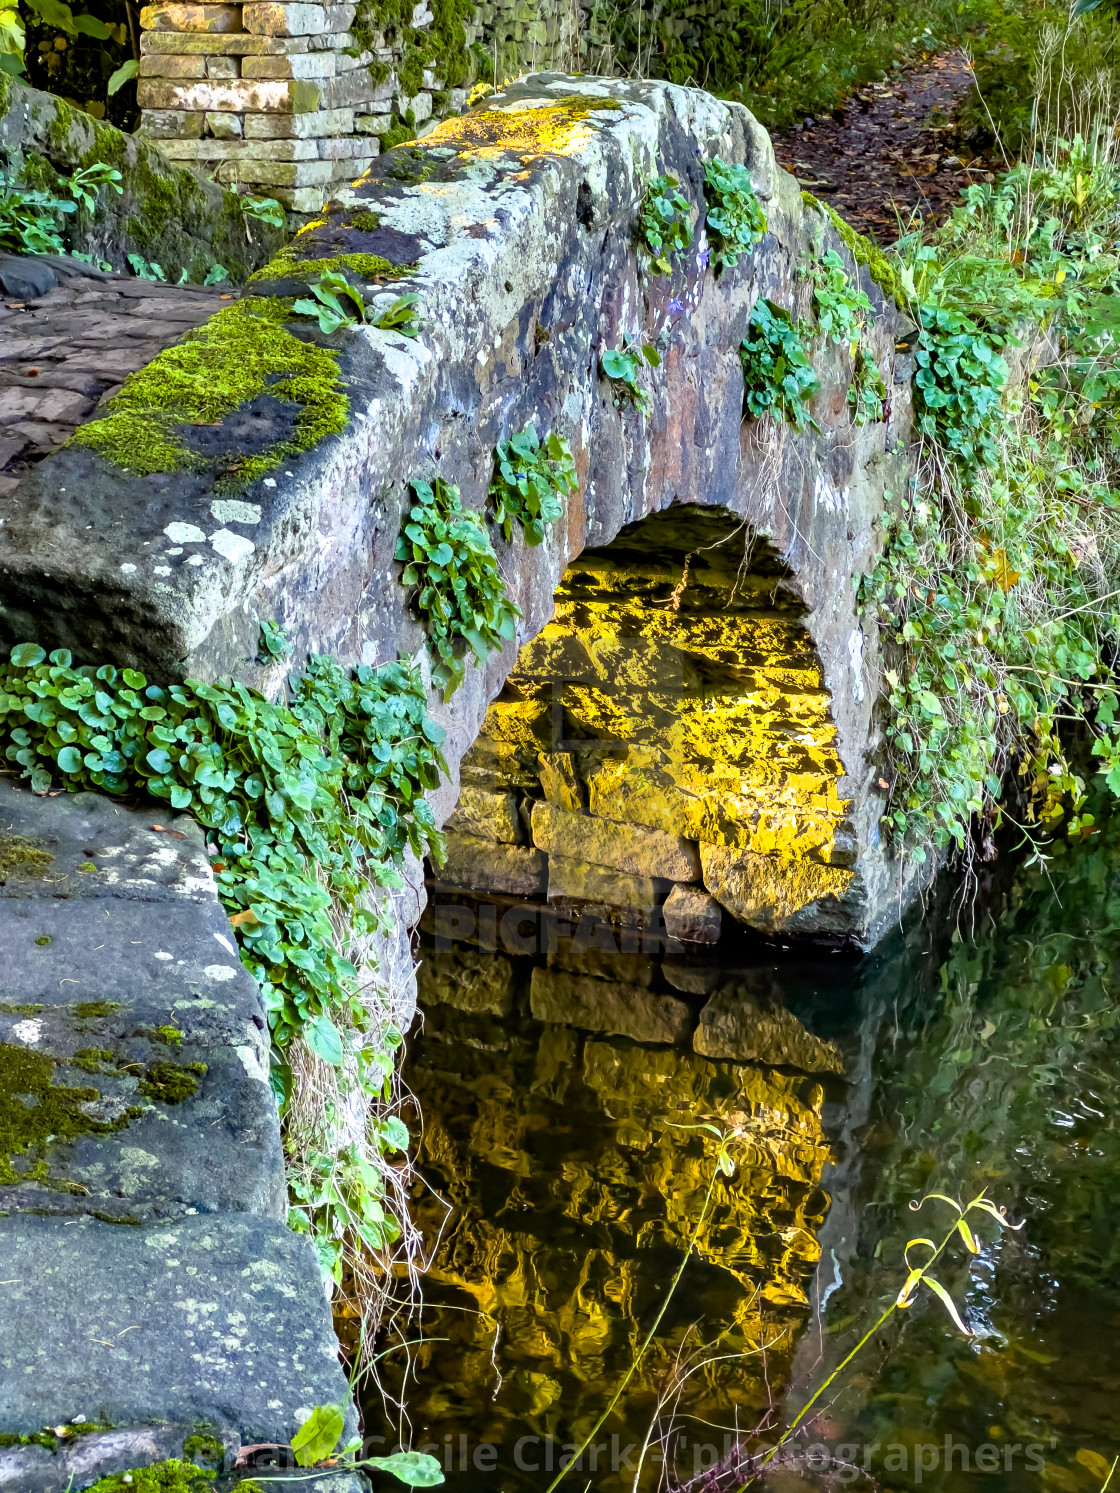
<box><xmin>772</xmin><ymin>51</ymin><xmax>989</xmax><ymax>241</ymax></box>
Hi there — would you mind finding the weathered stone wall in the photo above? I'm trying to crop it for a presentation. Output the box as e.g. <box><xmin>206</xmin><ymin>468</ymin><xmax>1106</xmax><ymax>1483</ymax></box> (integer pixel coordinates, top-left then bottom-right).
<box><xmin>0</xmin><ymin>77</ymin><xmax>285</xmax><ymax>281</ymax></box>
<box><xmin>0</xmin><ymin>780</ymin><xmax>353</xmax><ymax>1490</ymax></box>
<box><xmin>0</xmin><ymin>74</ymin><xmax>923</xmax><ymax>950</ymax></box>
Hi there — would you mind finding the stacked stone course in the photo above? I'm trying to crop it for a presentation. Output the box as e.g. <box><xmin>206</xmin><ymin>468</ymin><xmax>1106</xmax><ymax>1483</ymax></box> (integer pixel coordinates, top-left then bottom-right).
<box><xmin>136</xmin><ymin>0</ymin><xmax>465</xmax><ymax>210</ymax></box>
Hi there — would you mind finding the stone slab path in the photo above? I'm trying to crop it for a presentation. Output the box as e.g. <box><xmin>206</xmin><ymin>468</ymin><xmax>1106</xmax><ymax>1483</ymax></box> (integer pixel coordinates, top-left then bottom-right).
<box><xmin>0</xmin><ymin>262</ymin><xmax>234</xmax><ymax>497</ymax></box>
<box><xmin>772</xmin><ymin>51</ymin><xmax>985</xmax><ymax>239</ymax></box>
<box><xmin>0</xmin><ymin>781</ymin><xmax>352</xmax><ymax>1489</ymax></box>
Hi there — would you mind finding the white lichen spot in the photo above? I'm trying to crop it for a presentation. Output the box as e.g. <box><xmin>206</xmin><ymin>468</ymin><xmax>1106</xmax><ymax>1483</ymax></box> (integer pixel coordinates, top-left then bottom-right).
<box><xmin>262</xmin><ymin>478</ymin><xmax>277</xmax><ymax>489</ymax></box>
<box><xmin>814</xmin><ymin>472</ymin><xmax>849</xmax><ymax>514</ymax></box>
<box><xmin>11</xmin><ymin>1018</ymin><xmax>43</xmax><ymax>1045</ymax></box>
<box><xmin>848</xmin><ymin>629</ymin><xmax>866</xmax><ymax>703</ymax></box>
<box><xmin>154</xmin><ymin>951</ymin><xmax>173</xmax><ymax>961</ymax></box>
<box><xmin>186</xmin><ymin>554</ymin><xmax>204</xmax><ymax>567</ymax></box>
<box><xmin>166</xmin><ymin>546</ymin><xmax>184</xmax><ymax>556</ymax></box>
<box><xmin>209</xmin><ymin>529</ymin><xmax>255</xmax><ymax>564</ymax></box>
<box><xmin>210</xmin><ymin>500</ymin><xmax>262</xmax><ymax>526</ymax></box>
<box><xmin>153</xmin><ymin>566</ymin><xmax>172</xmax><ymax>577</ymax></box>
<box><xmin>213</xmin><ymin>932</ymin><xmax>236</xmax><ymax>957</ymax></box>
<box><xmin>236</xmin><ymin>1044</ymin><xmax>268</xmax><ymax>1085</ymax></box>
<box><xmin>119</xmin><ymin>563</ymin><xmax>137</xmax><ymax>575</ymax></box>
<box><xmin>164</xmin><ymin>522</ymin><xmax>206</xmax><ymax>545</ymax></box>
<box><xmin>203</xmin><ymin>964</ymin><xmax>237</xmax><ymax>982</ymax></box>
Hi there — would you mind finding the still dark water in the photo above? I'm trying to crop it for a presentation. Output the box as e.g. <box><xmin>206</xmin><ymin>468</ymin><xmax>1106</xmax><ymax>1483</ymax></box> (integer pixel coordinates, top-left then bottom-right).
<box><xmin>361</xmin><ymin>816</ymin><xmax>1120</xmax><ymax>1493</ymax></box>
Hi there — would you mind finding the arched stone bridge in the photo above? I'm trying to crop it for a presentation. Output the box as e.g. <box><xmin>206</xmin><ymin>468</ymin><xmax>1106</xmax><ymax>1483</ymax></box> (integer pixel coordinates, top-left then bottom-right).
<box><xmin>0</xmin><ymin>73</ymin><xmax>924</xmax><ymax>1487</ymax></box>
<box><xmin>1</xmin><ymin>74</ymin><xmax>921</xmax><ymax>954</ymax></box>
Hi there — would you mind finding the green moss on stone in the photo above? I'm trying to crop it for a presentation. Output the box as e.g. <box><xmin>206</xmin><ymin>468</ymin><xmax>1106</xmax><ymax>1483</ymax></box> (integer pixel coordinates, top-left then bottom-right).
<box><xmin>0</xmin><ymin>1431</ymin><xmax>59</xmax><ymax>1450</ymax></box>
<box><xmin>0</xmin><ymin>1040</ymin><xmax>143</xmax><ymax>1189</ymax></box>
<box><xmin>67</xmin><ymin>297</ymin><xmax>349</xmax><ymax>490</ymax></box>
<box><xmin>71</xmin><ymin>1047</ymin><xmax>114</xmax><ymax>1073</ymax></box>
<box><xmin>0</xmin><ymin>834</ymin><xmax>52</xmax><ymax>879</ymax></box>
<box><xmin>344</xmin><ymin>210</ymin><xmax>382</xmax><ymax>232</ymax></box>
<box><xmin>146</xmin><ymin>1025</ymin><xmax>183</xmax><ymax>1046</ymax></box>
<box><xmin>135</xmin><ymin>1060</ymin><xmax>206</xmax><ymax>1104</ymax></box>
<box><xmin>0</xmin><ymin>1003</ymin><xmax>45</xmax><ymax>1015</ymax></box>
<box><xmin>181</xmin><ymin>1435</ymin><xmax>224</xmax><ymax>1465</ymax></box>
<box><xmin>250</xmin><ymin>245</ymin><xmax>405</xmax><ymax>285</ymax></box>
<box><xmin>85</xmin><ymin>1460</ymin><xmax>214</xmax><ymax>1493</ymax></box>
<box><xmin>802</xmin><ymin>190</ymin><xmax>906</xmax><ymax>309</ymax></box>
<box><xmin>74</xmin><ymin>1002</ymin><xmax>121</xmax><ymax>1018</ymax></box>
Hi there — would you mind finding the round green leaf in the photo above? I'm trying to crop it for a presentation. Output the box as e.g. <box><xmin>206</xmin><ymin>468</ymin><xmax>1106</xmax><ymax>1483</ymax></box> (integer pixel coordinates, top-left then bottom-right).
<box><xmin>10</xmin><ymin>643</ymin><xmax>46</xmax><ymax>668</ymax></box>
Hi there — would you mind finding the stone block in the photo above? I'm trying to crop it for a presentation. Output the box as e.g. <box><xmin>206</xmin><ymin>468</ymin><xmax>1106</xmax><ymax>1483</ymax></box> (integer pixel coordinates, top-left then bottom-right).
<box><xmin>531</xmin><ymin>800</ymin><xmax>700</xmax><ymax>882</ymax></box>
<box><xmin>205</xmin><ymin>109</ymin><xmax>243</xmax><ymax>135</ymax></box>
<box><xmin>137</xmin><ymin>76</ymin><xmax>321</xmax><ymax>111</ymax></box>
<box><xmin>355</xmin><ymin>111</ymin><xmax>395</xmax><ymax>136</ymax></box>
<box><xmin>0</xmin><ymin>1212</ymin><xmax>354</xmax><ymax>1444</ymax></box>
<box><xmin>663</xmin><ymin>883</ymin><xmax>722</xmax><ymax>945</ymax></box>
<box><xmin>139</xmin><ymin>107</ymin><xmax>205</xmax><ymax>135</ymax></box>
<box><xmin>139</xmin><ymin>1</ymin><xmax>243</xmax><ymax>29</ymax></box>
<box><xmin>394</xmin><ymin>88</ymin><xmax>432</xmax><ymax>121</ymax></box>
<box><xmin>139</xmin><ymin>52</ymin><xmax>207</xmax><ymax>75</ymax></box>
<box><xmin>244</xmin><ymin>105</ymin><xmax>353</xmax><ymax>136</ymax></box>
<box><xmin>242</xmin><ymin>50</ymin><xmax>336</xmax><ymax>77</ymax></box>
<box><xmin>538</xmin><ymin>751</ymin><xmax>583</xmax><ymax>811</ymax></box>
<box><xmin>262</xmin><ymin>185</ymin><xmax>329</xmax><ymax>209</ymax></box>
<box><xmin>700</xmin><ymin>844</ymin><xmax>858</xmax><ymax>936</ymax></box>
<box><xmin>160</xmin><ymin>135</ymin><xmax>316</xmax><ymax>159</ymax></box>
<box><xmin>223</xmin><ymin>156</ymin><xmax>335</xmax><ymax>185</ymax></box>
<box><xmin>440</xmin><ymin>831</ymin><xmax>546</xmax><ymax>897</ymax></box>
<box><xmin>326</xmin><ymin>68</ymin><xmax>394</xmax><ymax>109</ymax></box>
<box><xmin>693</xmin><ymin>985</ymin><xmax>844</xmax><ymax>1072</ymax></box>
<box><xmin>318</xmin><ymin>134</ymin><xmax>377</xmax><ymax>158</ymax></box>
<box><xmin>242</xmin><ymin>0</ymin><xmax>354</xmax><ymax>32</ymax></box>
<box><xmin>546</xmin><ymin>852</ymin><xmax>658</xmax><ymax>925</ymax></box>
<box><xmin>141</xmin><ymin>28</ymin><xmax>309</xmax><ymax>49</ymax></box>
<box><xmin>329</xmin><ymin>152</ymin><xmax>376</xmax><ymax>178</ymax></box>
<box><xmin>308</xmin><ymin>26</ymin><xmax>355</xmax><ymax>46</ymax></box>
<box><xmin>207</xmin><ymin>54</ymin><xmax>240</xmax><ymax>76</ymax></box>
<box><xmin>416</xmin><ymin>947</ymin><xmax>514</xmax><ymax>1016</ymax></box>
<box><xmin>445</xmin><ymin>785</ymin><xmax>521</xmax><ymax>844</ymax></box>
<box><xmin>547</xmin><ymin>941</ymin><xmax>655</xmax><ymax>987</ymax></box>
<box><xmin>529</xmin><ymin>967</ymin><xmax>690</xmax><ymax>1044</ymax></box>
<box><xmin>661</xmin><ymin>960</ymin><xmax>721</xmax><ymax>996</ymax></box>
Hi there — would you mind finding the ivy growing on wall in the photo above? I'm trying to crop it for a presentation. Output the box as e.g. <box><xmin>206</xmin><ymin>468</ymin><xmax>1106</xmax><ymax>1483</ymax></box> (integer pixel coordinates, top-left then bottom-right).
<box><xmin>740</xmin><ymin>297</ymin><xmax>820</xmax><ymax>429</ymax></box>
<box><xmin>703</xmin><ymin>156</ymin><xmax>767</xmax><ymax>271</ymax></box>
<box><xmin>489</xmin><ymin>424</ymin><xmax>578</xmax><ymax>546</ymax></box>
<box><xmin>395</xmin><ymin>476</ymin><xmax>520</xmax><ymax>697</ymax></box>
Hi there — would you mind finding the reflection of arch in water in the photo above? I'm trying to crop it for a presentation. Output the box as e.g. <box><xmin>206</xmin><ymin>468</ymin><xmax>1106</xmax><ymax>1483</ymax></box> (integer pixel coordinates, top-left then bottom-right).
<box><xmin>371</xmin><ymin>948</ymin><xmax>838</xmax><ymax>1490</ymax></box>
<box><xmin>441</xmin><ymin>504</ymin><xmax>863</xmax><ymax>943</ymax></box>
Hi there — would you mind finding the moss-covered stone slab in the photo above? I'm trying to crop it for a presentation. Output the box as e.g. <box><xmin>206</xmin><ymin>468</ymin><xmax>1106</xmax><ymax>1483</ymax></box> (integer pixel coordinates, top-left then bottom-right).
<box><xmin>439</xmin><ymin>831</ymin><xmax>545</xmax><ymax>895</ymax></box>
<box><xmin>693</xmin><ymin>982</ymin><xmax>844</xmax><ymax>1072</ymax></box>
<box><xmin>0</xmin><ymin>1212</ymin><xmax>354</xmax><ymax>1446</ymax></box>
<box><xmin>530</xmin><ymin>800</ymin><xmax>700</xmax><ymax>881</ymax></box>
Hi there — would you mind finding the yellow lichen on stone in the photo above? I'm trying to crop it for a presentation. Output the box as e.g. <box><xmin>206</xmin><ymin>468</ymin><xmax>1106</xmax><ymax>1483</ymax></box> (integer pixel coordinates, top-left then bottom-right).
<box><xmin>420</xmin><ymin>94</ymin><xmax>624</xmax><ymax>159</ymax></box>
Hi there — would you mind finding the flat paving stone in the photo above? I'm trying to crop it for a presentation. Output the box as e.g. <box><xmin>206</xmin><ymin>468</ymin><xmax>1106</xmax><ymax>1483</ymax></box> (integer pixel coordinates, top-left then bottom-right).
<box><xmin>0</xmin><ymin>261</ymin><xmax>235</xmax><ymax>493</ymax></box>
<box><xmin>0</xmin><ymin>1212</ymin><xmax>354</xmax><ymax>1442</ymax></box>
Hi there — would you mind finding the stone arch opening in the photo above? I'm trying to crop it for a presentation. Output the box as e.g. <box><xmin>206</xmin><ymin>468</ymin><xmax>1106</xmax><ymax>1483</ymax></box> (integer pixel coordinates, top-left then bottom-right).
<box><xmin>433</xmin><ymin>503</ymin><xmax>858</xmax><ymax>944</ymax></box>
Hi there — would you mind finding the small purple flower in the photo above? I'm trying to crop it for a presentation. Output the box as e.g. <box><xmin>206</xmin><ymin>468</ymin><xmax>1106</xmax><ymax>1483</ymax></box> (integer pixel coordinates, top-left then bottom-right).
<box><xmin>669</xmin><ymin>298</ymin><xmax>684</xmax><ymax>315</ymax></box>
<box><xmin>698</xmin><ymin>247</ymin><xmax>711</xmax><ymax>269</ymax></box>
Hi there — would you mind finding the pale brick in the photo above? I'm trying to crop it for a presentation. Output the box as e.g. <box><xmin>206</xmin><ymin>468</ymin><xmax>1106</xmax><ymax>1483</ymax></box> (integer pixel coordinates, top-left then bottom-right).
<box><xmin>331</xmin><ymin>153</ymin><xmax>376</xmax><ymax>178</ymax></box>
<box><xmin>335</xmin><ymin>48</ymin><xmax>374</xmax><ymax>70</ymax></box>
<box><xmin>206</xmin><ymin>55</ymin><xmax>240</xmax><ymax>76</ymax></box>
<box><xmin>243</xmin><ymin>0</ymin><xmax>341</xmax><ymax>33</ymax></box>
<box><xmin>308</xmin><ymin>28</ymin><xmax>355</xmax><ymax>47</ymax></box>
<box><xmin>317</xmin><ymin>134</ymin><xmax>376</xmax><ymax>158</ymax></box>
<box><xmin>241</xmin><ymin>51</ymin><xmax>335</xmax><ymax>77</ymax></box>
<box><xmin>139</xmin><ymin>52</ymin><xmax>207</xmax><ymax>76</ymax></box>
<box><xmin>137</xmin><ymin>76</ymin><xmax>321</xmax><ymax>111</ymax></box>
<box><xmin>266</xmin><ymin>184</ymin><xmax>332</xmax><ymax>210</ymax></box>
<box><xmin>139</xmin><ymin>107</ymin><xmax>205</xmax><ymax>136</ymax></box>
<box><xmin>244</xmin><ymin>106</ymin><xmax>352</xmax><ymax>136</ymax></box>
<box><xmin>140</xmin><ymin>2</ymin><xmax>243</xmax><ymax>29</ymax></box>
<box><xmin>205</xmin><ymin>109</ymin><xmax>243</xmax><ymax>135</ymax></box>
<box><xmin>159</xmin><ymin>136</ymin><xmax>319</xmax><ymax>158</ymax></box>
<box><xmin>223</xmin><ymin>157</ymin><xmax>335</xmax><ymax>186</ymax></box>
<box><xmin>325</xmin><ymin>69</ymin><xmax>393</xmax><ymax>108</ymax></box>
<box><xmin>141</xmin><ymin>29</ymin><xmax>309</xmax><ymax>50</ymax></box>
<box><xmin>355</xmin><ymin>112</ymin><xmax>393</xmax><ymax>136</ymax></box>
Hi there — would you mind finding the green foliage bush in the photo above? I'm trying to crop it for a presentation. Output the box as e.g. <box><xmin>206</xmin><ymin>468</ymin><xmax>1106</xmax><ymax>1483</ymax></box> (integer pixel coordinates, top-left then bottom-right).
<box><xmin>703</xmin><ymin>156</ymin><xmax>767</xmax><ymax>271</ymax></box>
<box><xmin>601</xmin><ymin>338</ymin><xmax>661</xmax><ymax>414</ymax></box>
<box><xmin>489</xmin><ymin>424</ymin><xmax>578</xmax><ymax>546</ymax></box>
<box><xmin>740</xmin><ymin>297</ymin><xmax>820</xmax><ymax>428</ymax></box>
<box><xmin>862</xmin><ymin>122</ymin><xmax>1120</xmax><ymax>859</ymax></box>
<box><xmin>638</xmin><ymin>172</ymin><xmax>693</xmax><ymax>276</ymax></box>
<box><xmin>395</xmin><ymin>477</ymin><xmax>520</xmax><ymax>698</ymax></box>
<box><xmin>0</xmin><ymin>644</ymin><xmax>445</xmax><ymax>1066</ymax></box>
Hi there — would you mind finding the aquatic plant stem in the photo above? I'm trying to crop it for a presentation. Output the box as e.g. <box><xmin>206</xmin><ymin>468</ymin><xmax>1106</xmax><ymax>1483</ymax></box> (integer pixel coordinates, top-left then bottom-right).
<box><xmin>543</xmin><ymin>1155</ymin><xmax>723</xmax><ymax>1493</ymax></box>
<box><xmin>734</xmin><ymin>1192</ymin><xmax>999</xmax><ymax>1491</ymax></box>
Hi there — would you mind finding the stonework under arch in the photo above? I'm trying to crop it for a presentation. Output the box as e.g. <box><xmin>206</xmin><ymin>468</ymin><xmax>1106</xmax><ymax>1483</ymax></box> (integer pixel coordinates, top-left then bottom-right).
<box><xmin>440</xmin><ymin>505</ymin><xmax>861</xmax><ymax>941</ymax></box>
